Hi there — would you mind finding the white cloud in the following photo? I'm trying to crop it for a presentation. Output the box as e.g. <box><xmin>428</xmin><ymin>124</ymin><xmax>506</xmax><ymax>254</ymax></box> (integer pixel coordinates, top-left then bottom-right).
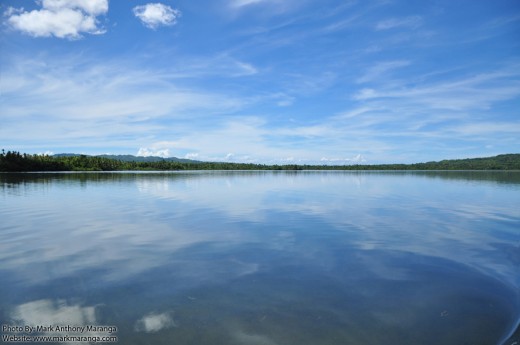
<box><xmin>7</xmin><ymin>8</ymin><xmax>100</xmax><ymax>39</ymax></box>
<box><xmin>133</xmin><ymin>3</ymin><xmax>181</xmax><ymax>29</ymax></box>
<box><xmin>320</xmin><ymin>154</ymin><xmax>366</xmax><ymax>164</ymax></box>
<box><xmin>5</xmin><ymin>0</ymin><xmax>108</xmax><ymax>39</ymax></box>
<box><xmin>137</xmin><ymin>148</ymin><xmax>171</xmax><ymax>158</ymax></box>
<box><xmin>185</xmin><ymin>153</ymin><xmax>199</xmax><ymax>159</ymax></box>
<box><xmin>37</xmin><ymin>151</ymin><xmax>55</xmax><ymax>156</ymax></box>
<box><xmin>352</xmin><ymin>154</ymin><xmax>366</xmax><ymax>163</ymax></box>
<box><xmin>42</xmin><ymin>0</ymin><xmax>108</xmax><ymax>16</ymax></box>
<box><xmin>375</xmin><ymin>16</ymin><xmax>423</xmax><ymax>31</ymax></box>
<box><xmin>135</xmin><ymin>117</ymin><xmax>382</xmax><ymax>165</ymax></box>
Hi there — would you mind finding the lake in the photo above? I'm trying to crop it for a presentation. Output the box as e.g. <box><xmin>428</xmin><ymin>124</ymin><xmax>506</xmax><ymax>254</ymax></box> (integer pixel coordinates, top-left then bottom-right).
<box><xmin>1</xmin><ymin>171</ymin><xmax>519</xmax><ymax>345</ymax></box>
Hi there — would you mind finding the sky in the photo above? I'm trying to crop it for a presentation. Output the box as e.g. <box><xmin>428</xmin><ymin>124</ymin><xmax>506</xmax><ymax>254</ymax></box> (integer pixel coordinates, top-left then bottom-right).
<box><xmin>1</xmin><ymin>0</ymin><xmax>519</xmax><ymax>164</ymax></box>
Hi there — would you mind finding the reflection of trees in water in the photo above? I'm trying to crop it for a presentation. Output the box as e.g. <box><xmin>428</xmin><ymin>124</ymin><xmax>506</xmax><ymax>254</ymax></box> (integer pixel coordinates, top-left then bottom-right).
<box><xmin>2</xmin><ymin>171</ymin><xmax>520</xmax><ymax>191</ymax></box>
<box><xmin>0</xmin><ymin>171</ymin><xmax>274</xmax><ymax>186</ymax></box>
<box><xmin>378</xmin><ymin>170</ymin><xmax>520</xmax><ymax>186</ymax></box>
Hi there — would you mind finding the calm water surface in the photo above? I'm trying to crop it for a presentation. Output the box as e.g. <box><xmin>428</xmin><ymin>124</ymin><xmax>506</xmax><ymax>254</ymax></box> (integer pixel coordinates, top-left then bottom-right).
<box><xmin>1</xmin><ymin>171</ymin><xmax>519</xmax><ymax>344</ymax></box>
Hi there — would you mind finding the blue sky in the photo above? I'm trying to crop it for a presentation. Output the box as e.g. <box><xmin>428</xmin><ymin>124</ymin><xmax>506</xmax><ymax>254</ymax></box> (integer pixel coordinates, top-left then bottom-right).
<box><xmin>1</xmin><ymin>0</ymin><xmax>519</xmax><ymax>164</ymax></box>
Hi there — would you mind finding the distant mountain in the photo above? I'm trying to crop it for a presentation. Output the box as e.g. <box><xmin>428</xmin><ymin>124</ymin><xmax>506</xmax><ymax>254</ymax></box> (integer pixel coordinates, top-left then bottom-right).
<box><xmin>52</xmin><ymin>153</ymin><xmax>80</xmax><ymax>157</ymax></box>
<box><xmin>97</xmin><ymin>154</ymin><xmax>201</xmax><ymax>163</ymax></box>
<box><xmin>53</xmin><ymin>153</ymin><xmax>201</xmax><ymax>164</ymax></box>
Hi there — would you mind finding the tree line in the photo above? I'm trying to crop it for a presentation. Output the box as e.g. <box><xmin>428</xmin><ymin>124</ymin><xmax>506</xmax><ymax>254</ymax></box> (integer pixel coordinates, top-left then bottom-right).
<box><xmin>1</xmin><ymin>150</ymin><xmax>519</xmax><ymax>172</ymax></box>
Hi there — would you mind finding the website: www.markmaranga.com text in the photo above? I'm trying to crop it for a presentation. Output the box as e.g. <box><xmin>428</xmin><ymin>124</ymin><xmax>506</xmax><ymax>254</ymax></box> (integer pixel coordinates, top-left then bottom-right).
<box><xmin>2</xmin><ymin>334</ymin><xmax>118</xmax><ymax>343</ymax></box>
<box><xmin>2</xmin><ymin>324</ymin><xmax>118</xmax><ymax>343</ymax></box>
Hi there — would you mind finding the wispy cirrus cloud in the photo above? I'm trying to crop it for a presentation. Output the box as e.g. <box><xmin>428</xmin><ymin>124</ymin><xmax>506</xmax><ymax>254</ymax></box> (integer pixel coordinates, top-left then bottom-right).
<box><xmin>230</xmin><ymin>0</ymin><xmax>292</xmax><ymax>9</ymax></box>
<box><xmin>2</xmin><ymin>51</ymin><xmax>518</xmax><ymax>163</ymax></box>
<box><xmin>375</xmin><ymin>15</ymin><xmax>423</xmax><ymax>31</ymax></box>
<box><xmin>356</xmin><ymin>60</ymin><xmax>410</xmax><ymax>83</ymax></box>
<box><xmin>0</xmin><ymin>55</ymin><xmax>247</xmax><ymax>152</ymax></box>
<box><xmin>5</xmin><ymin>0</ymin><xmax>108</xmax><ymax>39</ymax></box>
<box><xmin>447</xmin><ymin>122</ymin><xmax>520</xmax><ymax>137</ymax></box>
<box><xmin>231</xmin><ymin>0</ymin><xmax>265</xmax><ymax>8</ymax></box>
<box><xmin>353</xmin><ymin>64</ymin><xmax>520</xmax><ymax>110</ymax></box>
<box><xmin>228</xmin><ymin>0</ymin><xmax>303</xmax><ymax>14</ymax></box>
<box><xmin>166</xmin><ymin>54</ymin><xmax>258</xmax><ymax>78</ymax></box>
<box><xmin>1</xmin><ymin>55</ymin><xmax>245</xmax><ymax>120</ymax></box>
<box><xmin>342</xmin><ymin>62</ymin><xmax>520</xmax><ymax>159</ymax></box>
<box><xmin>133</xmin><ymin>3</ymin><xmax>181</xmax><ymax>29</ymax></box>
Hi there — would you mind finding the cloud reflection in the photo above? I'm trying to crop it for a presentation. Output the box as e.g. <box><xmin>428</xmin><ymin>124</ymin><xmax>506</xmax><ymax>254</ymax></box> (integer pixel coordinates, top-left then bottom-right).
<box><xmin>1</xmin><ymin>172</ymin><xmax>518</xmax><ymax>295</ymax></box>
<box><xmin>11</xmin><ymin>299</ymin><xmax>96</xmax><ymax>328</ymax></box>
<box><xmin>1</xmin><ymin>172</ymin><xmax>519</xmax><ymax>345</ymax></box>
<box><xmin>232</xmin><ymin>329</ymin><xmax>279</xmax><ymax>345</ymax></box>
<box><xmin>134</xmin><ymin>312</ymin><xmax>177</xmax><ymax>333</ymax></box>
<box><xmin>132</xmin><ymin>172</ymin><xmax>520</xmax><ymax>286</ymax></box>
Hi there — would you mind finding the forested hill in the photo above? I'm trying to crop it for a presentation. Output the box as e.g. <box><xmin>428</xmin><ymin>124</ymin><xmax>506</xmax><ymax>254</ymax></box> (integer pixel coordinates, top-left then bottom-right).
<box><xmin>53</xmin><ymin>153</ymin><xmax>200</xmax><ymax>163</ymax></box>
<box><xmin>1</xmin><ymin>150</ymin><xmax>519</xmax><ymax>172</ymax></box>
<box><xmin>409</xmin><ymin>154</ymin><xmax>520</xmax><ymax>170</ymax></box>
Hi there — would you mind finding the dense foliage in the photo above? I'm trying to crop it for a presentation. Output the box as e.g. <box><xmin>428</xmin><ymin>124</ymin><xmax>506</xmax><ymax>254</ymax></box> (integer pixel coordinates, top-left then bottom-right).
<box><xmin>1</xmin><ymin>150</ymin><xmax>519</xmax><ymax>172</ymax></box>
